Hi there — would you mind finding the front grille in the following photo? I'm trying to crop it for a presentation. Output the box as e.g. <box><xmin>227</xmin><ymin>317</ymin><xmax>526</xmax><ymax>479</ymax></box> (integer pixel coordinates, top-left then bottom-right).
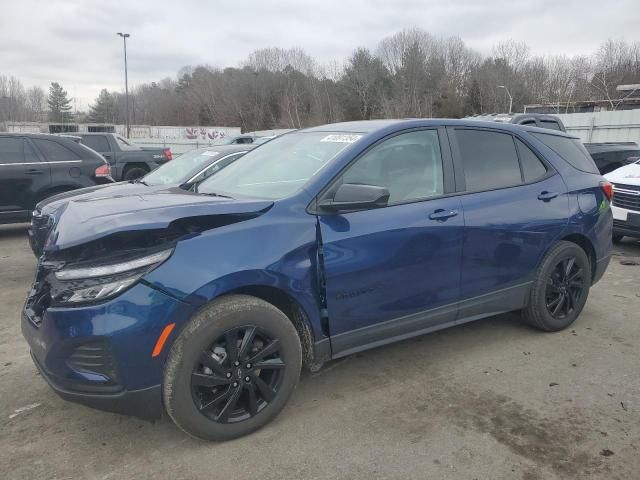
<box><xmin>612</xmin><ymin>183</ymin><xmax>640</xmax><ymax>212</ymax></box>
<box><xmin>67</xmin><ymin>341</ymin><xmax>118</xmax><ymax>382</ymax></box>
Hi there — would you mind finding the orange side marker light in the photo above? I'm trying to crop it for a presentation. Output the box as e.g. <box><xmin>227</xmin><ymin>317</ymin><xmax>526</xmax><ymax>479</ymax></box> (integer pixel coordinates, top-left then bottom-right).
<box><xmin>152</xmin><ymin>323</ymin><xmax>176</xmax><ymax>357</ymax></box>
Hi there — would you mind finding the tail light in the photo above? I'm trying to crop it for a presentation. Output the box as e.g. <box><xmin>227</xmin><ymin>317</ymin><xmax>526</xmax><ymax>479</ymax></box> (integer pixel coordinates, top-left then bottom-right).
<box><xmin>95</xmin><ymin>164</ymin><xmax>111</xmax><ymax>178</ymax></box>
<box><xmin>163</xmin><ymin>148</ymin><xmax>173</xmax><ymax>161</ymax></box>
<box><xmin>600</xmin><ymin>181</ymin><xmax>613</xmax><ymax>201</ymax></box>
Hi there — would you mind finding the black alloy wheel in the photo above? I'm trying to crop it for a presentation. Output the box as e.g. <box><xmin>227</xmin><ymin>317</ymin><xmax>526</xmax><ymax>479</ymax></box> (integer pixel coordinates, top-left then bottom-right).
<box><xmin>545</xmin><ymin>256</ymin><xmax>586</xmax><ymax>320</ymax></box>
<box><xmin>191</xmin><ymin>326</ymin><xmax>286</xmax><ymax>423</ymax></box>
<box><xmin>522</xmin><ymin>241</ymin><xmax>591</xmax><ymax>331</ymax></box>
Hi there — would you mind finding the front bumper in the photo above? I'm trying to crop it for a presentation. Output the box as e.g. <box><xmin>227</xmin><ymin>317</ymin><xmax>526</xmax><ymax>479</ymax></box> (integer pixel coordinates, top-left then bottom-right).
<box><xmin>30</xmin><ymin>351</ymin><xmax>162</xmax><ymax>419</ymax></box>
<box><xmin>22</xmin><ymin>282</ymin><xmax>194</xmax><ymax>418</ymax></box>
<box><xmin>611</xmin><ymin>205</ymin><xmax>640</xmax><ymax>239</ymax></box>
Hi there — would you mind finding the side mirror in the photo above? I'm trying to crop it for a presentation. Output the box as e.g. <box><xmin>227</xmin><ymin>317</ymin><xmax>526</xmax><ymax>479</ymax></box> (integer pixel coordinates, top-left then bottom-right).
<box><xmin>319</xmin><ymin>183</ymin><xmax>390</xmax><ymax>212</ymax></box>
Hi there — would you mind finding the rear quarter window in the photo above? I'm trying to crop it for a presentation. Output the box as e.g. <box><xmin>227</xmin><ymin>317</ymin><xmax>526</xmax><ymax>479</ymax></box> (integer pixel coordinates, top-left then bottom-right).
<box><xmin>32</xmin><ymin>139</ymin><xmax>81</xmax><ymax>162</ymax></box>
<box><xmin>532</xmin><ymin>133</ymin><xmax>599</xmax><ymax>174</ymax></box>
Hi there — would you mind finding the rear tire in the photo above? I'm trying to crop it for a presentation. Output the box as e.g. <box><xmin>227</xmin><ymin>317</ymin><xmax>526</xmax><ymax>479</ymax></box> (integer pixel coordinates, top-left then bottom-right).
<box><xmin>522</xmin><ymin>241</ymin><xmax>591</xmax><ymax>332</ymax></box>
<box><xmin>612</xmin><ymin>234</ymin><xmax>624</xmax><ymax>243</ymax></box>
<box><xmin>123</xmin><ymin>166</ymin><xmax>148</xmax><ymax>181</ymax></box>
<box><xmin>163</xmin><ymin>295</ymin><xmax>302</xmax><ymax>441</ymax></box>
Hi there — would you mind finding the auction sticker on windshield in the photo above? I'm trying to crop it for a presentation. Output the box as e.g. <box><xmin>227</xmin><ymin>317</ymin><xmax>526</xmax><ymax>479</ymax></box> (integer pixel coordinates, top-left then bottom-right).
<box><xmin>320</xmin><ymin>134</ymin><xmax>362</xmax><ymax>143</ymax></box>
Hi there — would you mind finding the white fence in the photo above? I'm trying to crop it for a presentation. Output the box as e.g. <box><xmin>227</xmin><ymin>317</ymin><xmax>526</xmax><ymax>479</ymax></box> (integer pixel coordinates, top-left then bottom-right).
<box><xmin>556</xmin><ymin>110</ymin><xmax>640</xmax><ymax>144</ymax></box>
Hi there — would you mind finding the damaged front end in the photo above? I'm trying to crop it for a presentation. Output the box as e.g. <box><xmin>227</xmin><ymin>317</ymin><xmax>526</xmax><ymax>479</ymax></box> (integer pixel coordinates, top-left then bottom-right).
<box><xmin>22</xmin><ymin>204</ymin><xmax>273</xmax><ymax>417</ymax></box>
<box><xmin>26</xmin><ymin>209</ymin><xmax>268</xmax><ymax>323</ymax></box>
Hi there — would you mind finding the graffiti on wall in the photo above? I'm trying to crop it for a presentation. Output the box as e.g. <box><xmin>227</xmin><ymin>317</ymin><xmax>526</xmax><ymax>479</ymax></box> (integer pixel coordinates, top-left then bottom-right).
<box><xmin>185</xmin><ymin>127</ymin><xmax>227</xmax><ymax>141</ymax></box>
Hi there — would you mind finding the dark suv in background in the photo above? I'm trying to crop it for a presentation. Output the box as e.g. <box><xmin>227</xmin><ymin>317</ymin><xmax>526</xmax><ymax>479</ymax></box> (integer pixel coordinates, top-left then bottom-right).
<box><xmin>70</xmin><ymin>133</ymin><xmax>173</xmax><ymax>181</ymax></box>
<box><xmin>465</xmin><ymin>113</ymin><xmax>567</xmax><ymax>132</ymax></box>
<box><xmin>0</xmin><ymin>133</ymin><xmax>112</xmax><ymax>225</ymax></box>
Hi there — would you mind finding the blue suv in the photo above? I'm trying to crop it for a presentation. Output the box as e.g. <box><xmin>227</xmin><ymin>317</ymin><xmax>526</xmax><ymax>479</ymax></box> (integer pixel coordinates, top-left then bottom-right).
<box><xmin>22</xmin><ymin>119</ymin><xmax>613</xmax><ymax>440</ymax></box>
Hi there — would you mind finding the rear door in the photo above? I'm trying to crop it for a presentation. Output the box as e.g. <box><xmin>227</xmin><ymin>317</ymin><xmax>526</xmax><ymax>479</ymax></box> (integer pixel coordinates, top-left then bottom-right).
<box><xmin>31</xmin><ymin>137</ymin><xmax>84</xmax><ymax>194</ymax></box>
<box><xmin>448</xmin><ymin>127</ymin><xmax>569</xmax><ymax>318</ymax></box>
<box><xmin>317</xmin><ymin>128</ymin><xmax>464</xmax><ymax>356</ymax></box>
<box><xmin>0</xmin><ymin>136</ymin><xmax>51</xmax><ymax>221</ymax></box>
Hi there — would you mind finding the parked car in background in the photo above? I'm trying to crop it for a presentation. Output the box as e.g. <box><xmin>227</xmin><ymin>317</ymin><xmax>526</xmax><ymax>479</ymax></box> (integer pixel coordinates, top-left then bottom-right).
<box><xmin>216</xmin><ymin>135</ymin><xmax>263</xmax><ymax>145</ymax></box>
<box><xmin>28</xmin><ymin>145</ymin><xmax>253</xmax><ymax>256</ymax></box>
<box><xmin>604</xmin><ymin>159</ymin><xmax>640</xmax><ymax>241</ymax></box>
<box><xmin>584</xmin><ymin>142</ymin><xmax>640</xmax><ymax>175</ymax></box>
<box><xmin>66</xmin><ymin>132</ymin><xmax>173</xmax><ymax>181</ymax></box>
<box><xmin>465</xmin><ymin>113</ymin><xmax>567</xmax><ymax>132</ymax></box>
<box><xmin>0</xmin><ymin>133</ymin><xmax>112</xmax><ymax>225</ymax></box>
<box><xmin>22</xmin><ymin>119</ymin><xmax>612</xmax><ymax>441</ymax></box>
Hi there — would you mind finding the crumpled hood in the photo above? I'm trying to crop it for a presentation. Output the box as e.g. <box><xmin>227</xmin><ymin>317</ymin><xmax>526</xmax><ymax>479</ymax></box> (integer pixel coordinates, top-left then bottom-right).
<box><xmin>604</xmin><ymin>162</ymin><xmax>640</xmax><ymax>184</ymax></box>
<box><xmin>44</xmin><ymin>187</ymin><xmax>273</xmax><ymax>252</ymax></box>
<box><xmin>39</xmin><ymin>182</ymin><xmax>153</xmax><ymax>214</ymax></box>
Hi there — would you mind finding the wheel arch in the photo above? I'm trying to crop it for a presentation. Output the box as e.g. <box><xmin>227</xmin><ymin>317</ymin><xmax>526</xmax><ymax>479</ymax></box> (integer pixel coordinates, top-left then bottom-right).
<box><xmin>559</xmin><ymin>233</ymin><xmax>597</xmax><ymax>281</ymax></box>
<box><xmin>123</xmin><ymin>162</ymin><xmax>150</xmax><ymax>175</ymax></box>
<box><xmin>224</xmin><ymin>285</ymin><xmax>326</xmax><ymax>371</ymax></box>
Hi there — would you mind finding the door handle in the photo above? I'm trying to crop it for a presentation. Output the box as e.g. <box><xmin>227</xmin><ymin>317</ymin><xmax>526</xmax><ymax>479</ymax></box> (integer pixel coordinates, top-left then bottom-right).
<box><xmin>429</xmin><ymin>209</ymin><xmax>458</xmax><ymax>221</ymax></box>
<box><xmin>25</xmin><ymin>169</ymin><xmax>43</xmax><ymax>175</ymax></box>
<box><xmin>537</xmin><ymin>191</ymin><xmax>558</xmax><ymax>202</ymax></box>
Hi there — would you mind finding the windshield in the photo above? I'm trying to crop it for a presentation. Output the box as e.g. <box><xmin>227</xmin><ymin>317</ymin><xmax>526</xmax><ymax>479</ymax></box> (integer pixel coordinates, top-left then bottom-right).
<box><xmin>197</xmin><ymin>132</ymin><xmax>360</xmax><ymax>199</ymax></box>
<box><xmin>144</xmin><ymin>149</ymin><xmax>220</xmax><ymax>185</ymax></box>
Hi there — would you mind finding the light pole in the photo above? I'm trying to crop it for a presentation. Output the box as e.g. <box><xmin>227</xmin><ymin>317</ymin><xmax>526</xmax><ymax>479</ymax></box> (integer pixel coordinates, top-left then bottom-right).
<box><xmin>498</xmin><ymin>85</ymin><xmax>513</xmax><ymax>114</ymax></box>
<box><xmin>117</xmin><ymin>32</ymin><xmax>131</xmax><ymax>138</ymax></box>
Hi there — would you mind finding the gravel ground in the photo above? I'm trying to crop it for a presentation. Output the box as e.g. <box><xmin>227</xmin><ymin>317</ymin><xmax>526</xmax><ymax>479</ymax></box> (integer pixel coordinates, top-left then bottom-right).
<box><xmin>0</xmin><ymin>223</ymin><xmax>638</xmax><ymax>480</ymax></box>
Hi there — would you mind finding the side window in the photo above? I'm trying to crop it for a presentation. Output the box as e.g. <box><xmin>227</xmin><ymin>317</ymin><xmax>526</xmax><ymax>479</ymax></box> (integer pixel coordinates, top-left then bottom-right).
<box><xmin>456</xmin><ymin>129</ymin><xmax>522</xmax><ymax>191</ymax></box>
<box><xmin>540</xmin><ymin>120</ymin><xmax>561</xmax><ymax>131</ymax></box>
<box><xmin>81</xmin><ymin>135</ymin><xmax>110</xmax><ymax>152</ymax></box>
<box><xmin>532</xmin><ymin>133</ymin><xmax>599</xmax><ymax>174</ymax></box>
<box><xmin>340</xmin><ymin>130</ymin><xmax>444</xmax><ymax>204</ymax></box>
<box><xmin>32</xmin><ymin>139</ymin><xmax>81</xmax><ymax>162</ymax></box>
<box><xmin>0</xmin><ymin>137</ymin><xmax>25</xmax><ymax>164</ymax></box>
<box><xmin>115</xmin><ymin>135</ymin><xmax>138</xmax><ymax>151</ymax></box>
<box><xmin>515</xmin><ymin>139</ymin><xmax>547</xmax><ymax>182</ymax></box>
<box><xmin>23</xmin><ymin>140</ymin><xmax>39</xmax><ymax>163</ymax></box>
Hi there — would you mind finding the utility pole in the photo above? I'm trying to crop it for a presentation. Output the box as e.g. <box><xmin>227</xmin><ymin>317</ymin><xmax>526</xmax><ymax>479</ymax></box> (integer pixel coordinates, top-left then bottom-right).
<box><xmin>117</xmin><ymin>32</ymin><xmax>131</xmax><ymax>138</ymax></box>
<box><xmin>497</xmin><ymin>85</ymin><xmax>513</xmax><ymax>114</ymax></box>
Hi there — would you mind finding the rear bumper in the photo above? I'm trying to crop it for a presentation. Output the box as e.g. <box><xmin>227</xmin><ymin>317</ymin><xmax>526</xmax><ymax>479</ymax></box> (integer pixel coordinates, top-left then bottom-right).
<box><xmin>592</xmin><ymin>254</ymin><xmax>611</xmax><ymax>285</ymax></box>
<box><xmin>31</xmin><ymin>351</ymin><xmax>162</xmax><ymax>419</ymax></box>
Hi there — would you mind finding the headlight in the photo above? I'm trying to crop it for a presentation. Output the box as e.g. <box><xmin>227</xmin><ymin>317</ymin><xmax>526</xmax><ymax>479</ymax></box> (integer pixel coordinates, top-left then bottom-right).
<box><xmin>55</xmin><ymin>250</ymin><xmax>172</xmax><ymax>280</ymax></box>
<box><xmin>51</xmin><ymin>249</ymin><xmax>172</xmax><ymax>305</ymax></box>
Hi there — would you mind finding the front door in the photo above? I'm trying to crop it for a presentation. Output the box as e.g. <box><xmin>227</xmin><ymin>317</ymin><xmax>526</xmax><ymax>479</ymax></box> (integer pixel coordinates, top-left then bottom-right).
<box><xmin>317</xmin><ymin>129</ymin><xmax>465</xmax><ymax>357</ymax></box>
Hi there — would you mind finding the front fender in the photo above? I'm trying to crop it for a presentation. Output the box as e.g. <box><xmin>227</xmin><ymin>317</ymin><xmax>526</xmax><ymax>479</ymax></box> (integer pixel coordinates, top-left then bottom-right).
<box><xmin>144</xmin><ymin>204</ymin><xmax>325</xmax><ymax>341</ymax></box>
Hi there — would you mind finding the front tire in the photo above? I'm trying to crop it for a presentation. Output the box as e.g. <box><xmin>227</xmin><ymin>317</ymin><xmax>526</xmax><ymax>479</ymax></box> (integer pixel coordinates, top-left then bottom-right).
<box><xmin>163</xmin><ymin>295</ymin><xmax>302</xmax><ymax>441</ymax></box>
<box><xmin>523</xmin><ymin>241</ymin><xmax>591</xmax><ymax>331</ymax></box>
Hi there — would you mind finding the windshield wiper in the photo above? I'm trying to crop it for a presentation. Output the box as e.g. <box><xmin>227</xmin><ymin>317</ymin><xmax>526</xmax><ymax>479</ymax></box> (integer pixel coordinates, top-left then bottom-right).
<box><xmin>132</xmin><ymin>179</ymin><xmax>149</xmax><ymax>186</ymax></box>
<box><xmin>201</xmin><ymin>192</ymin><xmax>234</xmax><ymax>199</ymax></box>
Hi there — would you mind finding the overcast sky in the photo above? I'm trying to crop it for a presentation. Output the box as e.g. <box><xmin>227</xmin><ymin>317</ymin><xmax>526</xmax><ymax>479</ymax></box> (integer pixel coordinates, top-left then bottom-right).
<box><xmin>1</xmin><ymin>0</ymin><xmax>638</xmax><ymax>110</ymax></box>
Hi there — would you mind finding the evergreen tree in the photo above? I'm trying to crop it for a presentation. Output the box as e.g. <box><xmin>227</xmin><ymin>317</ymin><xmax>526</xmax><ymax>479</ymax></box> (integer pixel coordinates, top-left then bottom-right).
<box><xmin>47</xmin><ymin>82</ymin><xmax>73</xmax><ymax>122</ymax></box>
<box><xmin>88</xmin><ymin>89</ymin><xmax>116</xmax><ymax>123</ymax></box>
<box><xmin>464</xmin><ymin>79</ymin><xmax>482</xmax><ymax>115</ymax></box>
